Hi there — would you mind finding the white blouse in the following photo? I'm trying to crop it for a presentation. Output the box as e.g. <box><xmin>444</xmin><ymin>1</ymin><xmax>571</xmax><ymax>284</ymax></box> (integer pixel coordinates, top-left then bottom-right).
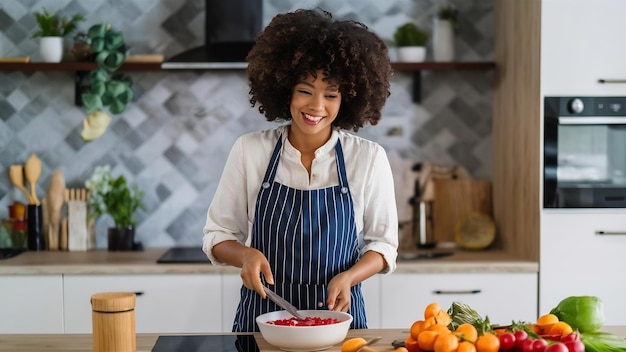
<box><xmin>202</xmin><ymin>125</ymin><xmax>399</xmax><ymax>273</ymax></box>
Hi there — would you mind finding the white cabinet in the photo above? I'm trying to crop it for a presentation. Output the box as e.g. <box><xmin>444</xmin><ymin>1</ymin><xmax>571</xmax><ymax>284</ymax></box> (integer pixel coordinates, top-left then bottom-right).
<box><xmin>380</xmin><ymin>273</ymin><xmax>538</xmax><ymax>328</ymax></box>
<box><xmin>0</xmin><ymin>275</ymin><xmax>64</xmax><ymax>333</ymax></box>
<box><xmin>362</xmin><ymin>274</ymin><xmax>381</xmax><ymax>329</ymax></box>
<box><xmin>541</xmin><ymin>211</ymin><xmax>626</xmax><ymax>325</ymax></box>
<box><xmin>542</xmin><ymin>0</ymin><xmax>626</xmax><ymax>95</ymax></box>
<box><xmin>63</xmin><ymin>274</ymin><xmax>222</xmax><ymax>333</ymax></box>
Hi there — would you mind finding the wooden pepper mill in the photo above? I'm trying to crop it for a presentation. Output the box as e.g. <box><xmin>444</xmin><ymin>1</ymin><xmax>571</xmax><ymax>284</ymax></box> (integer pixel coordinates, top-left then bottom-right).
<box><xmin>91</xmin><ymin>292</ymin><xmax>136</xmax><ymax>352</ymax></box>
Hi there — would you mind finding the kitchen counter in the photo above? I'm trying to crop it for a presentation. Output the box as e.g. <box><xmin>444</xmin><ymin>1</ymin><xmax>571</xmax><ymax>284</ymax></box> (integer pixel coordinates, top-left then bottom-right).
<box><xmin>1</xmin><ymin>327</ymin><xmax>624</xmax><ymax>351</ymax></box>
<box><xmin>0</xmin><ymin>247</ymin><xmax>537</xmax><ymax>275</ymax></box>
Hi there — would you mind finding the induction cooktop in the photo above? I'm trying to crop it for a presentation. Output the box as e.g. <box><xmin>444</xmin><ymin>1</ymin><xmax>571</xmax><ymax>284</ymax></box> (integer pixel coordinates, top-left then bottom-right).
<box><xmin>156</xmin><ymin>247</ymin><xmax>211</xmax><ymax>264</ymax></box>
<box><xmin>152</xmin><ymin>335</ymin><xmax>258</xmax><ymax>352</ymax></box>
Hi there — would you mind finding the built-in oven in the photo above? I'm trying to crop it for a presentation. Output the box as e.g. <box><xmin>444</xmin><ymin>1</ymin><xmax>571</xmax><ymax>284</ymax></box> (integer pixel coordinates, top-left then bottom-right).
<box><xmin>544</xmin><ymin>96</ymin><xmax>626</xmax><ymax>208</ymax></box>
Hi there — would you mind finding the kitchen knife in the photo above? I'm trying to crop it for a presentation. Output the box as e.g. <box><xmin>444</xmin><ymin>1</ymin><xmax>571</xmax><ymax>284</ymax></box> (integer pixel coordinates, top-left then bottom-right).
<box><xmin>263</xmin><ymin>286</ymin><xmax>306</xmax><ymax>320</ymax></box>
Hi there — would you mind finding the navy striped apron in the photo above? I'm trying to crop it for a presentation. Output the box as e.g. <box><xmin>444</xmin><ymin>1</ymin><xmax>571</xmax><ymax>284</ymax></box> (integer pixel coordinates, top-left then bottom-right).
<box><xmin>232</xmin><ymin>134</ymin><xmax>367</xmax><ymax>332</ymax></box>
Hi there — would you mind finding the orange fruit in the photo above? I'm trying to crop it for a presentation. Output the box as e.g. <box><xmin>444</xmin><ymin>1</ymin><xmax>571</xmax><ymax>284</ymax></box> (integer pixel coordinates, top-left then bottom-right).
<box><xmin>536</xmin><ymin>313</ymin><xmax>559</xmax><ymax>333</ymax></box>
<box><xmin>454</xmin><ymin>323</ymin><xmax>478</xmax><ymax>343</ymax></box>
<box><xmin>475</xmin><ymin>333</ymin><xmax>500</xmax><ymax>352</ymax></box>
<box><xmin>405</xmin><ymin>335</ymin><xmax>421</xmax><ymax>352</ymax></box>
<box><xmin>434</xmin><ymin>310</ymin><xmax>452</xmax><ymax>327</ymax></box>
<box><xmin>418</xmin><ymin>330</ymin><xmax>440</xmax><ymax>351</ymax></box>
<box><xmin>410</xmin><ymin>320</ymin><xmax>425</xmax><ymax>339</ymax></box>
<box><xmin>424</xmin><ymin>302</ymin><xmax>444</xmax><ymax>319</ymax></box>
<box><xmin>341</xmin><ymin>337</ymin><xmax>367</xmax><ymax>352</ymax></box>
<box><xmin>427</xmin><ymin>323</ymin><xmax>452</xmax><ymax>335</ymax></box>
<box><xmin>394</xmin><ymin>348</ymin><xmax>410</xmax><ymax>352</ymax></box>
<box><xmin>547</xmin><ymin>321</ymin><xmax>573</xmax><ymax>337</ymax></box>
<box><xmin>458</xmin><ymin>341</ymin><xmax>477</xmax><ymax>352</ymax></box>
<box><xmin>433</xmin><ymin>332</ymin><xmax>459</xmax><ymax>352</ymax></box>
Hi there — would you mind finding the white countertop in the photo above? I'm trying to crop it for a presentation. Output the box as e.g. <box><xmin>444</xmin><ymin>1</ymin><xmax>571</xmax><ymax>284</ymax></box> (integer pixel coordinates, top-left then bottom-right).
<box><xmin>0</xmin><ymin>248</ymin><xmax>538</xmax><ymax>275</ymax></box>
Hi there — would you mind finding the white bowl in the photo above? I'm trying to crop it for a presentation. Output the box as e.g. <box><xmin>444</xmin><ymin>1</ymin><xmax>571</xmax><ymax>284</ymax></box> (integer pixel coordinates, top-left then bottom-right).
<box><xmin>256</xmin><ymin>310</ymin><xmax>353</xmax><ymax>351</ymax></box>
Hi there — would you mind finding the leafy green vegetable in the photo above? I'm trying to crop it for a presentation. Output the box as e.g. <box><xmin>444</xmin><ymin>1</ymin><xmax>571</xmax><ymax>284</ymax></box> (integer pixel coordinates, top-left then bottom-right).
<box><xmin>447</xmin><ymin>301</ymin><xmax>494</xmax><ymax>335</ymax></box>
<box><xmin>581</xmin><ymin>331</ymin><xmax>626</xmax><ymax>352</ymax></box>
<box><xmin>550</xmin><ymin>296</ymin><xmax>604</xmax><ymax>333</ymax></box>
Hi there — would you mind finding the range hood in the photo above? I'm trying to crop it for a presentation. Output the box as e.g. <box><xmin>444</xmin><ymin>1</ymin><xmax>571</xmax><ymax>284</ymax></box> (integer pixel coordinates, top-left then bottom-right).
<box><xmin>162</xmin><ymin>0</ymin><xmax>262</xmax><ymax>69</ymax></box>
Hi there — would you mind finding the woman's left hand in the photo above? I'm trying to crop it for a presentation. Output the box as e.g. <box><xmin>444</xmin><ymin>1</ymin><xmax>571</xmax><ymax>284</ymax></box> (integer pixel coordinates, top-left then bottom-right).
<box><xmin>326</xmin><ymin>272</ymin><xmax>352</xmax><ymax>312</ymax></box>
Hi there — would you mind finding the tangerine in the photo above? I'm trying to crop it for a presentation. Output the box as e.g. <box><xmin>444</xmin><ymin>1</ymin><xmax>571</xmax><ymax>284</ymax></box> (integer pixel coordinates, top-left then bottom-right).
<box><xmin>547</xmin><ymin>321</ymin><xmax>573</xmax><ymax>337</ymax></box>
<box><xmin>410</xmin><ymin>320</ymin><xmax>425</xmax><ymax>340</ymax></box>
<box><xmin>433</xmin><ymin>332</ymin><xmax>459</xmax><ymax>352</ymax></box>
<box><xmin>405</xmin><ymin>335</ymin><xmax>421</xmax><ymax>352</ymax></box>
<box><xmin>424</xmin><ymin>302</ymin><xmax>444</xmax><ymax>319</ymax></box>
<box><xmin>454</xmin><ymin>323</ymin><xmax>478</xmax><ymax>343</ymax></box>
<box><xmin>458</xmin><ymin>340</ymin><xmax>477</xmax><ymax>352</ymax></box>
<box><xmin>475</xmin><ymin>333</ymin><xmax>500</xmax><ymax>352</ymax></box>
<box><xmin>418</xmin><ymin>330</ymin><xmax>440</xmax><ymax>351</ymax></box>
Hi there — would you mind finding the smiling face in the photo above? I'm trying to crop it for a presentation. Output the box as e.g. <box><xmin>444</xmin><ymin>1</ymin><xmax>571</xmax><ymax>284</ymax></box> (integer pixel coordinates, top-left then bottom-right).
<box><xmin>288</xmin><ymin>70</ymin><xmax>342</xmax><ymax>146</ymax></box>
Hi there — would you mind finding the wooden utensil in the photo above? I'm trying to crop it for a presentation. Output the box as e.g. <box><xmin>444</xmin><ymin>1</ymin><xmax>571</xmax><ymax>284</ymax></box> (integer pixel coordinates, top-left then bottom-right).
<box><xmin>9</xmin><ymin>164</ymin><xmax>31</xmax><ymax>203</ymax></box>
<box><xmin>47</xmin><ymin>169</ymin><xmax>66</xmax><ymax>251</ymax></box>
<box><xmin>24</xmin><ymin>154</ymin><xmax>42</xmax><ymax>205</ymax></box>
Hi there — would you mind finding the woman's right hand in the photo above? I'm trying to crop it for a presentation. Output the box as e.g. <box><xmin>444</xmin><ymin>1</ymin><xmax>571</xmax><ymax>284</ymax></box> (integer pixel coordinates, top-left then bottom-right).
<box><xmin>240</xmin><ymin>247</ymin><xmax>274</xmax><ymax>298</ymax></box>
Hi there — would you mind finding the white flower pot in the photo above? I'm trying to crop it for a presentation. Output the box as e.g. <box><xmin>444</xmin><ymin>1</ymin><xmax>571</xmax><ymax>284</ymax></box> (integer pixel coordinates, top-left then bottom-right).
<box><xmin>396</xmin><ymin>46</ymin><xmax>426</xmax><ymax>62</ymax></box>
<box><xmin>39</xmin><ymin>37</ymin><xmax>64</xmax><ymax>63</ymax></box>
<box><xmin>433</xmin><ymin>19</ymin><xmax>455</xmax><ymax>62</ymax></box>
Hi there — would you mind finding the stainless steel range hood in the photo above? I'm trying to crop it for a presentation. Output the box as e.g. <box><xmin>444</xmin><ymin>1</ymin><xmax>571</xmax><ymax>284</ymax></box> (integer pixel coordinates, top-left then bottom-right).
<box><xmin>162</xmin><ymin>0</ymin><xmax>262</xmax><ymax>70</ymax></box>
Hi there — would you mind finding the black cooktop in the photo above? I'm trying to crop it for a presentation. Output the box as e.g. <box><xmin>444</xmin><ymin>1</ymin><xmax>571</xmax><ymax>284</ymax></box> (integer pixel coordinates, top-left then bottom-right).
<box><xmin>156</xmin><ymin>247</ymin><xmax>211</xmax><ymax>264</ymax></box>
<box><xmin>152</xmin><ymin>335</ymin><xmax>258</xmax><ymax>352</ymax></box>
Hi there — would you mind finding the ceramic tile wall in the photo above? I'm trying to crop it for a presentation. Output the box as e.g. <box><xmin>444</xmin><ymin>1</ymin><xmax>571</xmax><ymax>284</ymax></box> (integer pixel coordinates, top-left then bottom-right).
<box><xmin>0</xmin><ymin>0</ymin><xmax>493</xmax><ymax>247</ymax></box>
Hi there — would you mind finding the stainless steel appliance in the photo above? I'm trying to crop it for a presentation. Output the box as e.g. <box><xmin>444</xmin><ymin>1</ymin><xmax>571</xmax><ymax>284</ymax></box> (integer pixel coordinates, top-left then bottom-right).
<box><xmin>544</xmin><ymin>96</ymin><xmax>626</xmax><ymax>208</ymax></box>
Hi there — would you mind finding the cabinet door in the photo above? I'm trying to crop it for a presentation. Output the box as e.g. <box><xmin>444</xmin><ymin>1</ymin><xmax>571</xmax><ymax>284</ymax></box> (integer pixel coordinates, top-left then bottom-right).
<box><xmin>0</xmin><ymin>275</ymin><xmax>64</xmax><ymax>333</ymax></box>
<box><xmin>542</xmin><ymin>0</ymin><xmax>626</xmax><ymax>95</ymax></box>
<box><xmin>541</xmin><ymin>211</ymin><xmax>626</xmax><ymax>324</ymax></box>
<box><xmin>381</xmin><ymin>273</ymin><xmax>538</xmax><ymax>328</ymax></box>
<box><xmin>362</xmin><ymin>275</ymin><xmax>381</xmax><ymax>329</ymax></box>
<box><xmin>63</xmin><ymin>274</ymin><xmax>221</xmax><ymax>333</ymax></box>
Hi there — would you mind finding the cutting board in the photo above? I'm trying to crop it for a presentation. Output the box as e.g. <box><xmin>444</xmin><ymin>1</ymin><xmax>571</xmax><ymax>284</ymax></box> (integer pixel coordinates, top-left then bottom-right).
<box><xmin>432</xmin><ymin>179</ymin><xmax>492</xmax><ymax>243</ymax></box>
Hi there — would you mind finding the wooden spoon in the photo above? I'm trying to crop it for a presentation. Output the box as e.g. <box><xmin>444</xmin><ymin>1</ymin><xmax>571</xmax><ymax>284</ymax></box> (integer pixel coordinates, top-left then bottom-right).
<box><xmin>9</xmin><ymin>164</ymin><xmax>32</xmax><ymax>203</ymax></box>
<box><xmin>24</xmin><ymin>154</ymin><xmax>42</xmax><ymax>205</ymax></box>
<box><xmin>47</xmin><ymin>169</ymin><xmax>66</xmax><ymax>250</ymax></box>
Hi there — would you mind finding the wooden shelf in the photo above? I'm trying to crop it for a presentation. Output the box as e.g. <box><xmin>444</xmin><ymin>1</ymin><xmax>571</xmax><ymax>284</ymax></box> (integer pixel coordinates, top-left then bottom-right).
<box><xmin>0</xmin><ymin>61</ymin><xmax>496</xmax><ymax>103</ymax></box>
<box><xmin>0</xmin><ymin>62</ymin><xmax>162</xmax><ymax>71</ymax></box>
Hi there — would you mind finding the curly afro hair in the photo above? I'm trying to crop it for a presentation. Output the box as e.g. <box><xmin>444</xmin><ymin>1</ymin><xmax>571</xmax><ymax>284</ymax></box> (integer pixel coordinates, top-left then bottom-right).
<box><xmin>246</xmin><ymin>8</ymin><xmax>393</xmax><ymax>131</ymax></box>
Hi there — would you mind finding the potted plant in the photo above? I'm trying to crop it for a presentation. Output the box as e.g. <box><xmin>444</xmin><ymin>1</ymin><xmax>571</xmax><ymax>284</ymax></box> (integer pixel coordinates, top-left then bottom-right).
<box><xmin>79</xmin><ymin>23</ymin><xmax>134</xmax><ymax>142</ymax></box>
<box><xmin>85</xmin><ymin>165</ymin><xmax>146</xmax><ymax>251</ymax></box>
<box><xmin>434</xmin><ymin>5</ymin><xmax>459</xmax><ymax>61</ymax></box>
<box><xmin>32</xmin><ymin>8</ymin><xmax>84</xmax><ymax>62</ymax></box>
<box><xmin>393</xmin><ymin>22</ymin><xmax>428</xmax><ymax>62</ymax></box>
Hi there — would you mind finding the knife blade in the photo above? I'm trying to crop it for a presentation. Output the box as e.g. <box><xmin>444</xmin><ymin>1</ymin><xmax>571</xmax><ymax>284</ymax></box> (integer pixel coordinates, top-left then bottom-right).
<box><xmin>263</xmin><ymin>286</ymin><xmax>306</xmax><ymax>320</ymax></box>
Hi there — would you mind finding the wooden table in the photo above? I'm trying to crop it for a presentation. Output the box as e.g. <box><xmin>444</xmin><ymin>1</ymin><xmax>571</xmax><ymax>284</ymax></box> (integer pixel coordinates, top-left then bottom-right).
<box><xmin>0</xmin><ymin>327</ymin><xmax>624</xmax><ymax>351</ymax></box>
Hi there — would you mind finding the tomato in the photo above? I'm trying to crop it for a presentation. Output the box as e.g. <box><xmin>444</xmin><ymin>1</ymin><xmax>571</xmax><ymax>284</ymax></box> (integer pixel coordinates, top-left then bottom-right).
<box><xmin>564</xmin><ymin>340</ymin><xmax>585</xmax><ymax>352</ymax></box>
<box><xmin>544</xmin><ymin>343</ymin><xmax>569</xmax><ymax>352</ymax></box>
<box><xmin>514</xmin><ymin>330</ymin><xmax>529</xmax><ymax>350</ymax></box>
<box><xmin>560</xmin><ymin>333</ymin><xmax>581</xmax><ymax>343</ymax></box>
<box><xmin>498</xmin><ymin>332</ymin><xmax>516</xmax><ymax>351</ymax></box>
<box><xmin>521</xmin><ymin>339</ymin><xmax>535</xmax><ymax>352</ymax></box>
<box><xmin>532</xmin><ymin>339</ymin><xmax>548</xmax><ymax>352</ymax></box>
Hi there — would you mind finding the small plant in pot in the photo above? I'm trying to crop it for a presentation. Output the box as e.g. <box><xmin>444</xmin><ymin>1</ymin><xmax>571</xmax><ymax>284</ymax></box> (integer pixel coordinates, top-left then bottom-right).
<box><xmin>32</xmin><ymin>7</ymin><xmax>84</xmax><ymax>62</ymax></box>
<box><xmin>393</xmin><ymin>22</ymin><xmax>429</xmax><ymax>62</ymax></box>
<box><xmin>85</xmin><ymin>165</ymin><xmax>146</xmax><ymax>251</ymax></box>
<box><xmin>434</xmin><ymin>5</ymin><xmax>459</xmax><ymax>62</ymax></box>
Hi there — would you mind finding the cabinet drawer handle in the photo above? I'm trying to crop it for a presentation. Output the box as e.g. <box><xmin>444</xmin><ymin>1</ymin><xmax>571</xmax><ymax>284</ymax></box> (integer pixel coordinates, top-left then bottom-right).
<box><xmin>134</xmin><ymin>291</ymin><xmax>144</xmax><ymax>296</ymax></box>
<box><xmin>598</xmin><ymin>79</ymin><xmax>626</xmax><ymax>83</ymax></box>
<box><xmin>595</xmin><ymin>231</ymin><xmax>626</xmax><ymax>235</ymax></box>
<box><xmin>433</xmin><ymin>290</ymin><xmax>481</xmax><ymax>295</ymax></box>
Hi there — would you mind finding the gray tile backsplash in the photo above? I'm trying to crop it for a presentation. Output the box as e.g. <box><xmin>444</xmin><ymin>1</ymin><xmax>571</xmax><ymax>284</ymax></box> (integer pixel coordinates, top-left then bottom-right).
<box><xmin>0</xmin><ymin>0</ymin><xmax>493</xmax><ymax>248</ymax></box>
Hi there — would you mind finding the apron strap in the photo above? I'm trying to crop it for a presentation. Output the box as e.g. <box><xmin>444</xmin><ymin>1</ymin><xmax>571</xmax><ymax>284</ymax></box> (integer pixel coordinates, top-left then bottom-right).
<box><xmin>261</xmin><ymin>133</ymin><xmax>284</xmax><ymax>187</ymax></box>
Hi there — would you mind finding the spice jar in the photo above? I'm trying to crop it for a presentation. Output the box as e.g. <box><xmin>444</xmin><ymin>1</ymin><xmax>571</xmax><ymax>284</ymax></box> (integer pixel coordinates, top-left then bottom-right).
<box><xmin>91</xmin><ymin>292</ymin><xmax>136</xmax><ymax>352</ymax></box>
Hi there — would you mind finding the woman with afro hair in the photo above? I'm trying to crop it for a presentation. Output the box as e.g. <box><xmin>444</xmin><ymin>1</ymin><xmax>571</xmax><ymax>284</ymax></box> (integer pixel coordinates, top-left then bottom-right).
<box><xmin>203</xmin><ymin>8</ymin><xmax>398</xmax><ymax>332</ymax></box>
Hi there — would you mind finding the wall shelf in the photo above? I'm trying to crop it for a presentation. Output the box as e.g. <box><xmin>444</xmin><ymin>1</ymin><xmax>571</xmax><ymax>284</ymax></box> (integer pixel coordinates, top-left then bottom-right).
<box><xmin>0</xmin><ymin>61</ymin><xmax>496</xmax><ymax>104</ymax></box>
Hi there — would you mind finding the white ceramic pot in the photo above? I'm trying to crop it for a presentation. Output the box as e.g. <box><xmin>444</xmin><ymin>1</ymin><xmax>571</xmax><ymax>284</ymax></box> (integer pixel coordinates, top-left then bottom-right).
<box><xmin>396</xmin><ymin>46</ymin><xmax>426</xmax><ymax>62</ymax></box>
<box><xmin>433</xmin><ymin>19</ymin><xmax>455</xmax><ymax>62</ymax></box>
<box><xmin>39</xmin><ymin>36</ymin><xmax>63</xmax><ymax>62</ymax></box>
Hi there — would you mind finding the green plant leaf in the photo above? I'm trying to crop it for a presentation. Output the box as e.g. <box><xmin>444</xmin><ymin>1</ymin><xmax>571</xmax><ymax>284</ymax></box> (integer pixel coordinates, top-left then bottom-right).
<box><xmin>90</xmin><ymin>38</ymin><xmax>105</xmax><ymax>53</ymax></box>
<box><xmin>87</xmin><ymin>24</ymin><xmax>108</xmax><ymax>41</ymax></box>
<box><xmin>101</xmin><ymin>91</ymin><xmax>114</xmax><ymax>106</ymax></box>
<box><xmin>81</xmin><ymin>93</ymin><xmax>103</xmax><ymax>114</ymax></box>
<box><xmin>106</xmin><ymin>80</ymin><xmax>127</xmax><ymax>96</ymax></box>
<box><xmin>96</xmin><ymin>51</ymin><xmax>124</xmax><ymax>72</ymax></box>
<box><xmin>109</xmin><ymin>99</ymin><xmax>128</xmax><ymax>115</ymax></box>
<box><xmin>89</xmin><ymin>69</ymin><xmax>108</xmax><ymax>84</ymax></box>
<box><xmin>91</xmin><ymin>81</ymin><xmax>106</xmax><ymax>96</ymax></box>
<box><xmin>104</xmin><ymin>31</ymin><xmax>125</xmax><ymax>51</ymax></box>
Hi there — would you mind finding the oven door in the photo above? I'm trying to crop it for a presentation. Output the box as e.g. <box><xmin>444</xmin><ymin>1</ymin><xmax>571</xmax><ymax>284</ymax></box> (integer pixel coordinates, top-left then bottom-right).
<box><xmin>544</xmin><ymin>115</ymin><xmax>626</xmax><ymax>208</ymax></box>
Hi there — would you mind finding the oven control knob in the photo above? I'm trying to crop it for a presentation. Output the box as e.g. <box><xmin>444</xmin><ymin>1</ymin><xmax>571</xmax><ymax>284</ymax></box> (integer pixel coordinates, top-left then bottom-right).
<box><xmin>568</xmin><ymin>98</ymin><xmax>585</xmax><ymax>114</ymax></box>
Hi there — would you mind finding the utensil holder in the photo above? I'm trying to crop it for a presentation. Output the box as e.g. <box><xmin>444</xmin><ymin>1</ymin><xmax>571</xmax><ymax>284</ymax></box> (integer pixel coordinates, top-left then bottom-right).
<box><xmin>27</xmin><ymin>204</ymin><xmax>44</xmax><ymax>251</ymax></box>
<box><xmin>92</xmin><ymin>292</ymin><xmax>136</xmax><ymax>352</ymax></box>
